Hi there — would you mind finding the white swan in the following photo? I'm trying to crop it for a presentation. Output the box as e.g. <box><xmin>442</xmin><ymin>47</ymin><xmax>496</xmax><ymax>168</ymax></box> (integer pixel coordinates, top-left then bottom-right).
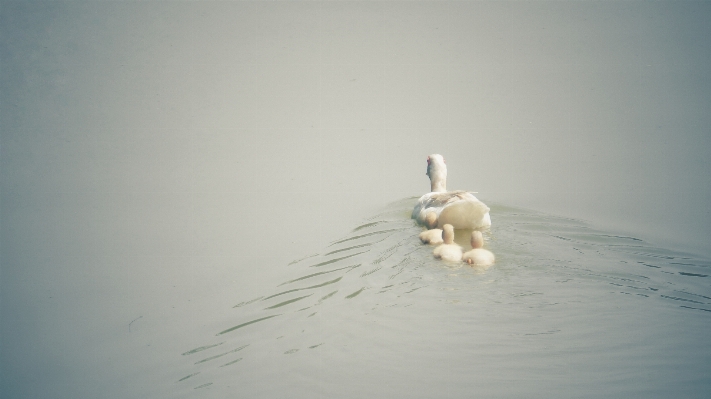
<box><xmin>412</xmin><ymin>154</ymin><xmax>491</xmax><ymax>230</ymax></box>
<box><xmin>462</xmin><ymin>231</ymin><xmax>495</xmax><ymax>267</ymax></box>
<box><xmin>433</xmin><ymin>224</ymin><xmax>463</xmax><ymax>262</ymax></box>
<box><xmin>418</xmin><ymin>211</ymin><xmax>443</xmax><ymax>245</ymax></box>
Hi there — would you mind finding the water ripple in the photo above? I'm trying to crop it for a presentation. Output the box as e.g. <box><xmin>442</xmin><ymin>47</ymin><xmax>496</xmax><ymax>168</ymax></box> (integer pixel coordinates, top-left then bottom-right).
<box><xmin>175</xmin><ymin>198</ymin><xmax>711</xmax><ymax>393</ymax></box>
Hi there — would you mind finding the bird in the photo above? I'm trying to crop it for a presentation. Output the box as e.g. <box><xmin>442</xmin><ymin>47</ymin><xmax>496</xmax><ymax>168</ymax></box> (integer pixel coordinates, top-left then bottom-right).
<box><xmin>433</xmin><ymin>224</ymin><xmax>463</xmax><ymax>262</ymax></box>
<box><xmin>412</xmin><ymin>154</ymin><xmax>491</xmax><ymax>230</ymax></box>
<box><xmin>418</xmin><ymin>211</ymin><xmax>443</xmax><ymax>245</ymax></box>
<box><xmin>462</xmin><ymin>230</ymin><xmax>495</xmax><ymax>267</ymax></box>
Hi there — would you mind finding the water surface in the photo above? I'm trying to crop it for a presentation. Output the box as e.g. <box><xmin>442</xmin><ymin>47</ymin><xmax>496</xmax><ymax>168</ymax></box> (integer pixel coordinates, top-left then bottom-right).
<box><xmin>3</xmin><ymin>2</ymin><xmax>711</xmax><ymax>397</ymax></box>
<box><xmin>171</xmin><ymin>198</ymin><xmax>711</xmax><ymax>398</ymax></box>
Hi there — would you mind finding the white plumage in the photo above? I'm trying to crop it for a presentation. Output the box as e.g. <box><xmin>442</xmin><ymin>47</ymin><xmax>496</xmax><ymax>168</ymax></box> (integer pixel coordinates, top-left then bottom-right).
<box><xmin>412</xmin><ymin>154</ymin><xmax>491</xmax><ymax>230</ymax></box>
<box><xmin>419</xmin><ymin>229</ymin><xmax>444</xmax><ymax>245</ymax></box>
<box><xmin>433</xmin><ymin>224</ymin><xmax>463</xmax><ymax>262</ymax></box>
<box><xmin>462</xmin><ymin>230</ymin><xmax>495</xmax><ymax>267</ymax></box>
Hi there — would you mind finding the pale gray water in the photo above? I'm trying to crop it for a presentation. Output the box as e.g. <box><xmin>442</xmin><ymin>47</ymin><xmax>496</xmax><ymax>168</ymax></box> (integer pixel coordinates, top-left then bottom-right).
<box><xmin>165</xmin><ymin>199</ymin><xmax>711</xmax><ymax>398</ymax></box>
<box><xmin>2</xmin><ymin>1</ymin><xmax>711</xmax><ymax>398</ymax></box>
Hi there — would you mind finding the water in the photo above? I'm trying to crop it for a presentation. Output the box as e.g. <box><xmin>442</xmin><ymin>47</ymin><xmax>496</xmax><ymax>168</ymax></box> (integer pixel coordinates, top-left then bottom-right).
<box><xmin>3</xmin><ymin>2</ymin><xmax>711</xmax><ymax>398</ymax></box>
<box><xmin>169</xmin><ymin>198</ymin><xmax>711</xmax><ymax>398</ymax></box>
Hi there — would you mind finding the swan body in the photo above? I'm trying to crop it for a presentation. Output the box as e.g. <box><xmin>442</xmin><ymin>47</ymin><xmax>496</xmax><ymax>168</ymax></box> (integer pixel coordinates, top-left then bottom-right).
<box><xmin>412</xmin><ymin>154</ymin><xmax>491</xmax><ymax>229</ymax></box>
<box><xmin>413</xmin><ymin>191</ymin><xmax>491</xmax><ymax>229</ymax></box>
<box><xmin>433</xmin><ymin>224</ymin><xmax>463</xmax><ymax>262</ymax></box>
<box><xmin>462</xmin><ymin>231</ymin><xmax>495</xmax><ymax>267</ymax></box>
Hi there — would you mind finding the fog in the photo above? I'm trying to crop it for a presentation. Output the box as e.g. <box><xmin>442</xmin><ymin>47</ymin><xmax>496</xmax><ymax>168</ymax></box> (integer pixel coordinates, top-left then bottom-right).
<box><xmin>2</xmin><ymin>1</ymin><xmax>710</xmax><ymax>398</ymax></box>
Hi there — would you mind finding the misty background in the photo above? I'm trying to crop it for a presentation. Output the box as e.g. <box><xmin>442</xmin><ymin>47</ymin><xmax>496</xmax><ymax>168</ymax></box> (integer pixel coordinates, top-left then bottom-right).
<box><xmin>2</xmin><ymin>1</ymin><xmax>710</xmax><ymax>398</ymax></box>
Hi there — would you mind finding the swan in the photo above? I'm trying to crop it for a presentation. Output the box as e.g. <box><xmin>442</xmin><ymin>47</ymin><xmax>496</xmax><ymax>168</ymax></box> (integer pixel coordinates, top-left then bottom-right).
<box><xmin>462</xmin><ymin>231</ymin><xmax>495</xmax><ymax>267</ymax></box>
<box><xmin>412</xmin><ymin>154</ymin><xmax>491</xmax><ymax>230</ymax></box>
<box><xmin>433</xmin><ymin>224</ymin><xmax>463</xmax><ymax>262</ymax></box>
<box><xmin>418</xmin><ymin>212</ymin><xmax>443</xmax><ymax>245</ymax></box>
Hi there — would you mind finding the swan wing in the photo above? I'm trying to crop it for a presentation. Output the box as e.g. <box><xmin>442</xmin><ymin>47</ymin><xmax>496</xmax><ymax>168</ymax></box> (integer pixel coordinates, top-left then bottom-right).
<box><xmin>413</xmin><ymin>191</ymin><xmax>469</xmax><ymax>216</ymax></box>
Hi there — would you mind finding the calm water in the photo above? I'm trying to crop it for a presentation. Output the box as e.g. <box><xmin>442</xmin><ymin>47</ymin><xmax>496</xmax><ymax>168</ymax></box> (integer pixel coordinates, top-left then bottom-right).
<box><xmin>3</xmin><ymin>3</ymin><xmax>711</xmax><ymax>398</ymax></box>
<box><xmin>169</xmin><ymin>198</ymin><xmax>711</xmax><ymax>398</ymax></box>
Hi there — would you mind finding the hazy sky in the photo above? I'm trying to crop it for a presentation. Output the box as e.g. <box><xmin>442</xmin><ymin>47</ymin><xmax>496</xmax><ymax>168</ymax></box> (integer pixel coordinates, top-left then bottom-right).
<box><xmin>3</xmin><ymin>1</ymin><xmax>710</xmax><ymax>257</ymax></box>
<box><xmin>2</xmin><ymin>1</ymin><xmax>711</xmax><ymax>397</ymax></box>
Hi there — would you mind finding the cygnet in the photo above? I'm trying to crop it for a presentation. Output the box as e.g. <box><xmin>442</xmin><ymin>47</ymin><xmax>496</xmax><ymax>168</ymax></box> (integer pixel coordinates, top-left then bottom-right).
<box><xmin>418</xmin><ymin>212</ymin><xmax>443</xmax><ymax>245</ymax></box>
<box><xmin>433</xmin><ymin>224</ymin><xmax>463</xmax><ymax>262</ymax></box>
<box><xmin>462</xmin><ymin>230</ymin><xmax>495</xmax><ymax>267</ymax></box>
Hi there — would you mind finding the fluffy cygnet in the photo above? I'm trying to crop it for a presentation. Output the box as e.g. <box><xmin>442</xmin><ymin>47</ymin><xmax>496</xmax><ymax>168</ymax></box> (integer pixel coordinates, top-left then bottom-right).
<box><xmin>433</xmin><ymin>224</ymin><xmax>463</xmax><ymax>262</ymax></box>
<box><xmin>418</xmin><ymin>212</ymin><xmax>443</xmax><ymax>245</ymax></box>
<box><xmin>419</xmin><ymin>229</ymin><xmax>443</xmax><ymax>245</ymax></box>
<box><xmin>462</xmin><ymin>230</ymin><xmax>495</xmax><ymax>267</ymax></box>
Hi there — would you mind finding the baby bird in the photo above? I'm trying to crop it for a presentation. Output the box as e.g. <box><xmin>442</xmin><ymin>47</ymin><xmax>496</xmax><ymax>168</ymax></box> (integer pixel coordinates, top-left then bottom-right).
<box><xmin>462</xmin><ymin>230</ymin><xmax>495</xmax><ymax>267</ymax></box>
<box><xmin>418</xmin><ymin>212</ymin><xmax>443</xmax><ymax>245</ymax></box>
<box><xmin>433</xmin><ymin>224</ymin><xmax>463</xmax><ymax>262</ymax></box>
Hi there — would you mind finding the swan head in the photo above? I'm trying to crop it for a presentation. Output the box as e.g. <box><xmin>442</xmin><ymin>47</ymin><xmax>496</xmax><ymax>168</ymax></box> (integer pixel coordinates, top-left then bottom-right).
<box><xmin>426</xmin><ymin>154</ymin><xmax>447</xmax><ymax>193</ymax></box>
<box><xmin>442</xmin><ymin>224</ymin><xmax>455</xmax><ymax>245</ymax></box>
<box><xmin>470</xmin><ymin>231</ymin><xmax>484</xmax><ymax>249</ymax></box>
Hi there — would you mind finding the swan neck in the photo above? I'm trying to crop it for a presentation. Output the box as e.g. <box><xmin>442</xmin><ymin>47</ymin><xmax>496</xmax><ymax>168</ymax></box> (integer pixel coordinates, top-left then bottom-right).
<box><xmin>430</xmin><ymin>178</ymin><xmax>446</xmax><ymax>193</ymax></box>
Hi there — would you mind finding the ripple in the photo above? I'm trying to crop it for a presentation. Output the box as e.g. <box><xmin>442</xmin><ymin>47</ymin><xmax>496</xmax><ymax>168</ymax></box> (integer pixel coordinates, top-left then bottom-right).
<box><xmin>176</xmin><ymin>198</ymin><xmax>711</xmax><ymax>396</ymax></box>
<box><xmin>216</xmin><ymin>315</ymin><xmax>280</xmax><ymax>336</ymax></box>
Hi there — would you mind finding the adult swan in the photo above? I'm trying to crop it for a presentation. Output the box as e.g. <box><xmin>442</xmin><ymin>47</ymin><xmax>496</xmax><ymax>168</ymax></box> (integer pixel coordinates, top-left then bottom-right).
<box><xmin>412</xmin><ymin>154</ymin><xmax>492</xmax><ymax>230</ymax></box>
